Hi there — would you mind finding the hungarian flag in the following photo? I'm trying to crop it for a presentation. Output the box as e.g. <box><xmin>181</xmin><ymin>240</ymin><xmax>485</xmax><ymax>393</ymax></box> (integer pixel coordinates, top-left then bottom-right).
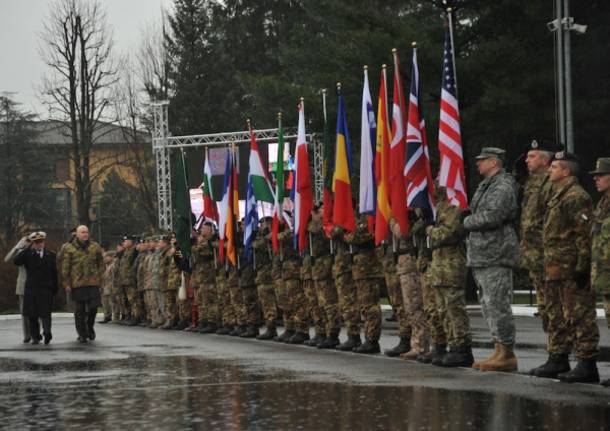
<box><xmin>390</xmin><ymin>49</ymin><xmax>409</xmax><ymax>235</ymax></box>
<box><xmin>332</xmin><ymin>86</ymin><xmax>356</xmax><ymax>232</ymax></box>
<box><xmin>173</xmin><ymin>149</ymin><xmax>193</xmax><ymax>258</ymax></box>
<box><xmin>248</xmin><ymin>121</ymin><xmax>275</xmax><ymax>203</ymax></box>
<box><xmin>293</xmin><ymin>100</ymin><xmax>314</xmax><ymax>252</ymax></box>
<box><xmin>321</xmin><ymin>90</ymin><xmax>334</xmax><ymax>237</ymax></box>
<box><xmin>359</xmin><ymin>66</ymin><xmax>376</xmax><ymax>234</ymax></box>
<box><xmin>375</xmin><ymin>66</ymin><xmax>392</xmax><ymax>245</ymax></box>
<box><xmin>202</xmin><ymin>147</ymin><xmax>218</xmax><ymax>223</ymax></box>
<box><xmin>271</xmin><ymin>115</ymin><xmax>286</xmax><ymax>254</ymax></box>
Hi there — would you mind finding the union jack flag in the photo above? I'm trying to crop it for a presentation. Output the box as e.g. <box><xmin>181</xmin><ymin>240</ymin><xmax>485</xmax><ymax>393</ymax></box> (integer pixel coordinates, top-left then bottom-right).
<box><xmin>405</xmin><ymin>45</ymin><xmax>436</xmax><ymax>218</ymax></box>
<box><xmin>438</xmin><ymin>24</ymin><xmax>468</xmax><ymax>208</ymax></box>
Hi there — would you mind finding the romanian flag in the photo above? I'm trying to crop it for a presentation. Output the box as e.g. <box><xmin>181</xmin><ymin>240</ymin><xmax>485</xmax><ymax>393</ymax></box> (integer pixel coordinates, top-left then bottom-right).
<box><xmin>332</xmin><ymin>85</ymin><xmax>356</xmax><ymax>232</ymax></box>
<box><xmin>375</xmin><ymin>66</ymin><xmax>392</xmax><ymax>245</ymax></box>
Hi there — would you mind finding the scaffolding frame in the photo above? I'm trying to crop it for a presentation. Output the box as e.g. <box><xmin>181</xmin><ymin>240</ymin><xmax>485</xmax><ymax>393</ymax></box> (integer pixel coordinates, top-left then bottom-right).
<box><xmin>151</xmin><ymin>102</ymin><xmax>322</xmax><ymax>231</ymax></box>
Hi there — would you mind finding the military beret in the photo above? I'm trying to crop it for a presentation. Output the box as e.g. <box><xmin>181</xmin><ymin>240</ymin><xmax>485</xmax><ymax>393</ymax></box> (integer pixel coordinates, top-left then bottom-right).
<box><xmin>122</xmin><ymin>235</ymin><xmax>138</xmax><ymax>241</ymax></box>
<box><xmin>589</xmin><ymin>157</ymin><xmax>610</xmax><ymax>175</ymax></box>
<box><xmin>528</xmin><ymin>139</ymin><xmax>555</xmax><ymax>153</ymax></box>
<box><xmin>475</xmin><ymin>147</ymin><xmax>506</xmax><ymax>160</ymax></box>
<box><xmin>28</xmin><ymin>231</ymin><xmax>47</xmax><ymax>241</ymax></box>
<box><xmin>553</xmin><ymin>151</ymin><xmax>579</xmax><ymax>163</ymax></box>
<box><xmin>158</xmin><ymin>235</ymin><xmax>171</xmax><ymax>242</ymax></box>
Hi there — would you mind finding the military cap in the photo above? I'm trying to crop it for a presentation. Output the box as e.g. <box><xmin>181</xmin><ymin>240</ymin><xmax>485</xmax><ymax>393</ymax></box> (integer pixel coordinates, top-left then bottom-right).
<box><xmin>122</xmin><ymin>234</ymin><xmax>138</xmax><ymax>241</ymax></box>
<box><xmin>475</xmin><ymin>147</ymin><xmax>506</xmax><ymax>160</ymax></box>
<box><xmin>158</xmin><ymin>234</ymin><xmax>171</xmax><ymax>242</ymax></box>
<box><xmin>589</xmin><ymin>157</ymin><xmax>610</xmax><ymax>175</ymax></box>
<box><xmin>552</xmin><ymin>150</ymin><xmax>579</xmax><ymax>163</ymax></box>
<box><xmin>528</xmin><ymin>139</ymin><xmax>555</xmax><ymax>153</ymax></box>
<box><xmin>28</xmin><ymin>231</ymin><xmax>47</xmax><ymax>241</ymax></box>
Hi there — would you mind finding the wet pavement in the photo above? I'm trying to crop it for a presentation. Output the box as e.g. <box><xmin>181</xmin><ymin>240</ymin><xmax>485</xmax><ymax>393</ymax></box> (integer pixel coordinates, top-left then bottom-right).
<box><xmin>1</xmin><ymin>317</ymin><xmax>610</xmax><ymax>430</ymax></box>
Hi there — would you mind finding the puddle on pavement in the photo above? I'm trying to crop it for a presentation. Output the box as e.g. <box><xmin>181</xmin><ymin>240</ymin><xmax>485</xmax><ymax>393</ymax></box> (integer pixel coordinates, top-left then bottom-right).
<box><xmin>0</xmin><ymin>354</ymin><xmax>609</xmax><ymax>430</ymax></box>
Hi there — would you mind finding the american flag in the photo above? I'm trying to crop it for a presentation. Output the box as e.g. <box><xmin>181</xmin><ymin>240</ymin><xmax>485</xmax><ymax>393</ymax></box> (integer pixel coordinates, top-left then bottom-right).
<box><xmin>405</xmin><ymin>45</ymin><xmax>436</xmax><ymax>218</ymax></box>
<box><xmin>438</xmin><ymin>24</ymin><xmax>468</xmax><ymax>209</ymax></box>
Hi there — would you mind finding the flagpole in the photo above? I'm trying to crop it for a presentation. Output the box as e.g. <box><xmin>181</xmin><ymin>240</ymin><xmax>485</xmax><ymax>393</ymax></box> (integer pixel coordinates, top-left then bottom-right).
<box><xmin>382</xmin><ymin>64</ymin><xmax>388</xmax><ymax>120</ymax></box>
<box><xmin>322</xmin><ymin>89</ymin><xmax>327</xmax><ymax>124</ymax></box>
<box><xmin>447</xmin><ymin>7</ymin><xmax>459</xmax><ymax>97</ymax></box>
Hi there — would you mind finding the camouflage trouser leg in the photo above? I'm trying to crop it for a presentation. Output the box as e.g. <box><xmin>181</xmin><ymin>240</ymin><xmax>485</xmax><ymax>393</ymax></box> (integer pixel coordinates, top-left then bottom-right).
<box><xmin>218</xmin><ymin>278</ymin><xmax>234</xmax><ymax>327</ymax></box>
<box><xmin>385</xmin><ymin>270</ymin><xmax>411</xmax><ymax>338</ymax></box>
<box><xmin>531</xmin><ymin>273</ymin><xmax>548</xmax><ymax>332</ymax></box>
<box><xmin>242</xmin><ymin>285</ymin><xmax>260</xmax><ymax>326</ymax></box>
<box><xmin>178</xmin><ymin>293</ymin><xmax>191</xmax><ymax>322</ymax></box>
<box><xmin>356</xmin><ymin>278</ymin><xmax>382</xmax><ymax>342</ymax></box>
<box><xmin>604</xmin><ymin>294</ymin><xmax>610</xmax><ymax>329</ymax></box>
<box><xmin>335</xmin><ymin>271</ymin><xmax>360</xmax><ymax>336</ymax></box>
<box><xmin>422</xmin><ymin>273</ymin><xmax>446</xmax><ymax>346</ymax></box>
<box><xmin>397</xmin><ymin>255</ymin><xmax>428</xmax><ymax>353</ymax></box>
<box><xmin>543</xmin><ymin>280</ymin><xmax>572</xmax><ymax>354</ymax></box>
<box><xmin>164</xmin><ymin>289</ymin><xmax>178</xmax><ymax>323</ymax></box>
<box><xmin>101</xmin><ymin>294</ymin><xmax>112</xmax><ymax>319</ymax></box>
<box><xmin>303</xmin><ymin>279</ymin><xmax>325</xmax><ymax>334</ymax></box>
<box><xmin>120</xmin><ymin>285</ymin><xmax>130</xmax><ymax>318</ymax></box>
<box><xmin>141</xmin><ymin>290</ymin><xmax>151</xmax><ymax>321</ymax></box>
<box><xmin>193</xmin><ymin>286</ymin><xmax>204</xmax><ymax>325</ymax></box>
<box><xmin>155</xmin><ymin>289</ymin><xmax>165</xmax><ymax>322</ymax></box>
<box><xmin>274</xmin><ymin>278</ymin><xmax>294</xmax><ymax>331</ymax></box>
<box><xmin>434</xmin><ymin>286</ymin><xmax>472</xmax><ymax>348</ymax></box>
<box><xmin>110</xmin><ymin>292</ymin><xmax>121</xmax><ymax>321</ymax></box>
<box><xmin>257</xmin><ymin>283</ymin><xmax>278</xmax><ymax>328</ymax></box>
<box><xmin>559</xmin><ymin>280</ymin><xmax>600</xmax><ymax>360</ymax></box>
<box><xmin>285</xmin><ymin>278</ymin><xmax>309</xmax><ymax>333</ymax></box>
<box><xmin>472</xmin><ymin>266</ymin><xmax>516</xmax><ymax>345</ymax></box>
<box><xmin>146</xmin><ymin>290</ymin><xmax>161</xmax><ymax>324</ymax></box>
<box><xmin>314</xmin><ymin>278</ymin><xmax>340</xmax><ymax>336</ymax></box>
<box><xmin>229</xmin><ymin>280</ymin><xmax>244</xmax><ymax>326</ymax></box>
<box><xmin>205</xmin><ymin>278</ymin><xmax>220</xmax><ymax>326</ymax></box>
<box><xmin>128</xmin><ymin>286</ymin><xmax>143</xmax><ymax>320</ymax></box>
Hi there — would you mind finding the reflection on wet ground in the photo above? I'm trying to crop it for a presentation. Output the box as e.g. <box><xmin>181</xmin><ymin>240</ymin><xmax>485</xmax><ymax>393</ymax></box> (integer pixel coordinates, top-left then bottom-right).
<box><xmin>1</xmin><ymin>351</ymin><xmax>609</xmax><ymax>431</ymax></box>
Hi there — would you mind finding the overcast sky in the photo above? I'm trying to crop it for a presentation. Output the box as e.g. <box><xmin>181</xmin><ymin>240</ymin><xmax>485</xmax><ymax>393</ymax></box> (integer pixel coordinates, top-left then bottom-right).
<box><xmin>0</xmin><ymin>0</ymin><xmax>173</xmax><ymax>117</ymax></box>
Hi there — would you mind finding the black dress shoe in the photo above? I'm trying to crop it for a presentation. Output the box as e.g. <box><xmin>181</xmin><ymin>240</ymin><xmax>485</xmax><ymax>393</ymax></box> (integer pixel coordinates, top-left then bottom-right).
<box><xmin>77</xmin><ymin>337</ymin><xmax>88</xmax><ymax>344</ymax></box>
<box><xmin>23</xmin><ymin>337</ymin><xmax>31</xmax><ymax>344</ymax></box>
<box><xmin>44</xmin><ymin>333</ymin><xmax>52</xmax><ymax>345</ymax></box>
<box><xmin>31</xmin><ymin>338</ymin><xmax>40</xmax><ymax>345</ymax></box>
<box><xmin>88</xmin><ymin>328</ymin><xmax>96</xmax><ymax>341</ymax></box>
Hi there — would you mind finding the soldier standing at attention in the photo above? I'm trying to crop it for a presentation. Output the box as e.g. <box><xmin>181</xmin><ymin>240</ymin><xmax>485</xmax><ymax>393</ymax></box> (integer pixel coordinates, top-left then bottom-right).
<box><xmin>520</xmin><ymin>140</ymin><xmax>554</xmax><ymax>333</ymax></box>
<box><xmin>302</xmin><ymin>250</ymin><xmax>326</xmax><ymax>347</ymax></box>
<box><xmin>117</xmin><ymin>235</ymin><xmax>138</xmax><ymax>325</ymax></box>
<box><xmin>99</xmin><ymin>251</ymin><xmax>116</xmax><ymax>324</ymax></box>
<box><xmin>590</xmin><ymin>157</ymin><xmax>610</xmax><ymax>387</ymax></box>
<box><xmin>463</xmin><ymin>147</ymin><xmax>519</xmax><ymax>372</ymax></box>
<box><xmin>160</xmin><ymin>235</ymin><xmax>181</xmax><ymax>329</ymax></box>
<box><xmin>236</xmin><ymin>229</ymin><xmax>259</xmax><ymax>338</ymax></box>
<box><xmin>532</xmin><ymin>152</ymin><xmax>600</xmax><ymax>383</ymax></box>
<box><xmin>61</xmin><ymin>225</ymin><xmax>104</xmax><ymax>343</ymax></box>
<box><xmin>345</xmin><ymin>214</ymin><xmax>383</xmax><ymax>354</ymax></box>
<box><xmin>270</xmin><ymin>220</ymin><xmax>295</xmax><ymax>342</ymax></box>
<box><xmin>253</xmin><ymin>219</ymin><xmax>278</xmax><ymax>340</ymax></box>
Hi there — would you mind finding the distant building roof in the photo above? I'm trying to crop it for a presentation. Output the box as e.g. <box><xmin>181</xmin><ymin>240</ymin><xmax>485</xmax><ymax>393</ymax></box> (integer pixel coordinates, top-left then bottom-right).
<box><xmin>25</xmin><ymin>120</ymin><xmax>150</xmax><ymax>146</ymax></box>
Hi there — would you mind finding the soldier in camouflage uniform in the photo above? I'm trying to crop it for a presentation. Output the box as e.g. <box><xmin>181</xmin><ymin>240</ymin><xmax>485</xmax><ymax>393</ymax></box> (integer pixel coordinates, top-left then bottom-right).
<box><xmin>192</xmin><ymin>223</ymin><xmax>219</xmax><ymax>333</ymax></box>
<box><xmin>464</xmin><ymin>147</ymin><xmax>519</xmax><ymax>372</ymax></box>
<box><xmin>160</xmin><ymin>236</ymin><xmax>182</xmax><ymax>329</ymax></box>
<box><xmin>531</xmin><ymin>152</ymin><xmax>600</xmax><ymax>383</ymax></box>
<box><xmin>519</xmin><ymin>140</ymin><xmax>554</xmax><ymax>332</ymax></box>
<box><xmin>271</xmin><ymin>222</ymin><xmax>295</xmax><ymax>342</ymax></box>
<box><xmin>302</xmin><ymin>252</ymin><xmax>326</xmax><ymax>346</ymax></box>
<box><xmin>100</xmin><ymin>251</ymin><xmax>117</xmax><ymax>323</ymax></box>
<box><xmin>309</xmin><ymin>204</ymin><xmax>341</xmax><ymax>348</ymax></box>
<box><xmin>237</xmin><ymin>232</ymin><xmax>260</xmax><ymax>338</ymax></box>
<box><xmin>148</xmin><ymin>237</ymin><xmax>165</xmax><ymax>328</ymax></box>
<box><xmin>279</xmin><ymin>228</ymin><xmax>310</xmax><ymax>344</ymax></box>
<box><xmin>381</xmin><ymin>242</ymin><xmax>411</xmax><ymax>357</ymax></box>
<box><xmin>345</xmin><ymin>215</ymin><xmax>383</xmax><ymax>354</ymax></box>
<box><xmin>117</xmin><ymin>235</ymin><xmax>138</xmax><ymax>325</ymax></box>
<box><xmin>141</xmin><ymin>238</ymin><xmax>159</xmax><ymax>326</ymax></box>
<box><xmin>61</xmin><ymin>225</ymin><xmax>104</xmax><ymax>342</ymax></box>
<box><xmin>134</xmin><ymin>239</ymin><xmax>149</xmax><ymax>325</ymax></box>
<box><xmin>110</xmin><ymin>243</ymin><xmax>124</xmax><ymax>323</ymax></box>
<box><xmin>590</xmin><ymin>157</ymin><xmax>610</xmax><ymax>387</ymax></box>
<box><xmin>427</xmin><ymin>185</ymin><xmax>473</xmax><ymax>367</ymax></box>
<box><xmin>253</xmin><ymin>220</ymin><xmax>278</xmax><ymax>340</ymax></box>
<box><xmin>331</xmin><ymin>225</ymin><xmax>361</xmax><ymax>350</ymax></box>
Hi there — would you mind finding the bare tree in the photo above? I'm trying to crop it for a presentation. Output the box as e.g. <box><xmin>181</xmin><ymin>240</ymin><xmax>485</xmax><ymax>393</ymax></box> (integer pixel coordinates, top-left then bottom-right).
<box><xmin>39</xmin><ymin>0</ymin><xmax>117</xmax><ymax>226</ymax></box>
<box><xmin>137</xmin><ymin>15</ymin><xmax>172</xmax><ymax>103</ymax></box>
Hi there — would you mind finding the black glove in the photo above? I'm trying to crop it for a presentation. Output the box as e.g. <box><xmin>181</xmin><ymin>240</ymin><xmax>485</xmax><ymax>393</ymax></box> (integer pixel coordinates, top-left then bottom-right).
<box><xmin>574</xmin><ymin>271</ymin><xmax>590</xmax><ymax>289</ymax></box>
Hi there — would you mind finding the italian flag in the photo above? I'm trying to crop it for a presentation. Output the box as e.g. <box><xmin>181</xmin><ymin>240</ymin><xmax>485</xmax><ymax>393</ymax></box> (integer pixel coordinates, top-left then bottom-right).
<box><xmin>248</xmin><ymin>122</ymin><xmax>275</xmax><ymax>204</ymax></box>
<box><xmin>202</xmin><ymin>147</ymin><xmax>218</xmax><ymax>223</ymax></box>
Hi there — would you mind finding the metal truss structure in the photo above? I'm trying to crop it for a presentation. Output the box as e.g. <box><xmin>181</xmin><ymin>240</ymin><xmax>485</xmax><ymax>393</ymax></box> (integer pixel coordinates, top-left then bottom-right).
<box><xmin>151</xmin><ymin>102</ymin><xmax>322</xmax><ymax>231</ymax></box>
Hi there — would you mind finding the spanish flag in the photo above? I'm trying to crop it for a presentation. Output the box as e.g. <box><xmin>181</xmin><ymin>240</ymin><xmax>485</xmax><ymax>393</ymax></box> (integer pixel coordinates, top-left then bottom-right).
<box><xmin>332</xmin><ymin>84</ymin><xmax>356</xmax><ymax>232</ymax></box>
<box><xmin>375</xmin><ymin>66</ymin><xmax>392</xmax><ymax>245</ymax></box>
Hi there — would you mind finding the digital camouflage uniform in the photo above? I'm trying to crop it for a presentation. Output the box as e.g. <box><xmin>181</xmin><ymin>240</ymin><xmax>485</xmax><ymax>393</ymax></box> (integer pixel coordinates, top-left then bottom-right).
<box><xmin>345</xmin><ymin>216</ymin><xmax>382</xmax><ymax>343</ymax></box>
<box><xmin>520</xmin><ymin>172</ymin><xmax>553</xmax><ymax>331</ymax></box>
<box><xmin>117</xmin><ymin>246</ymin><xmax>138</xmax><ymax>319</ymax></box>
<box><xmin>381</xmin><ymin>244</ymin><xmax>411</xmax><ymax>339</ymax></box>
<box><xmin>253</xmin><ymin>232</ymin><xmax>277</xmax><ymax>329</ymax></box>
<box><xmin>301</xmin><ymin>254</ymin><xmax>325</xmax><ymax>335</ymax></box>
<box><xmin>428</xmin><ymin>198</ymin><xmax>471</xmax><ymax>349</ymax></box>
<box><xmin>279</xmin><ymin>230</ymin><xmax>309</xmax><ymax>334</ymax></box>
<box><xmin>192</xmin><ymin>239</ymin><xmax>219</xmax><ymax>327</ymax></box>
<box><xmin>309</xmin><ymin>218</ymin><xmax>340</xmax><ymax>337</ymax></box>
<box><xmin>592</xmin><ymin>194</ymin><xmax>610</xmax><ymax>326</ymax></box>
<box><xmin>543</xmin><ymin>176</ymin><xmax>599</xmax><ymax>359</ymax></box>
<box><xmin>464</xmin><ymin>169</ymin><xmax>519</xmax><ymax>346</ymax></box>
<box><xmin>331</xmin><ymin>227</ymin><xmax>360</xmax><ymax>337</ymax></box>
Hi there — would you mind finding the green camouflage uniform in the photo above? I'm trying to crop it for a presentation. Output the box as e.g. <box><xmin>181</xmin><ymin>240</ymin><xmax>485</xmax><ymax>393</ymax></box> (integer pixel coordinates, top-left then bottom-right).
<box><xmin>149</xmin><ymin>248</ymin><xmax>164</xmax><ymax>325</ymax></box>
<box><xmin>61</xmin><ymin>240</ymin><xmax>105</xmax><ymax>289</ymax></box>
<box><xmin>345</xmin><ymin>216</ymin><xmax>382</xmax><ymax>343</ymax></box>
<box><xmin>543</xmin><ymin>176</ymin><xmax>599</xmax><ymax>359</ymax></box>
<box><xmin>381</xmin><ymin>244</ymin><xmax>411</xmax><ymax>339</ymax></box>
<box><xmin>302</xmin><ymin>254</ymin><xmax>325</xmax><ymax>335</ymax></box>
<box><xmin>272</xmin><ymin>241</ymin><xmax>293</xmax><ymax>331</ymax></box>
<box><xmin>253</xmin><ymin>232</ymin><xmax>277</xmax><ymax>328</ymax></box>
<box><xmin>428</xmin><ymin>198</ymin><xmax>471</xmax><ymax>349</ymax></box>
<box><xmin>163</xmin><ymin>248</ymin><xmax>181</xmax><ymax>324</ymax></box>
<box><xmin>332</xmin><ymin>227</ymin><xmax>360</xmax><ymax>337</ymax></box>
<box><xmin>117</xmin><ymin>246</ymin><xmax>138</xmax><ymax>318</ymax></box>
<box><xmin>592</xmin><ymin>194</ymin><xmax>610</xmax><ymax>326</ymax></box>
<box><xmin>520</xmin><ymin>172</ymin><xmax>553</xmax><ymax>330</ymax></box>
<box><xmin>192</xmin><ymin>239</ymin><xmax>219</xmax><ymax>326</ymax></box>
<box><xmin>101</xmin><ymin>253</ymin><xmax>116</xmax><ymax>320</ymax></box>
<box><xmin>309</xmin><ymin>218</ymin><xmax>340</xmax><ymax>336</ymax></box>
<box><xmin>225</xmin><ymin>263</ymin><xmax>240</xmax><ymax>327</ymax></box>
<box><xmin>157</xmin><ymin>248</ymin><xmax>172</xmax><ymax>324</ymax></box>
<box><xmin>279</xmin><ymin>230</ymin><xmax>308</xmax><ymax>333</ymax></box>
<box><xmin>238</xmin><ymin>245</ymin><xmax>259</xmax><ymax>327</ymax></box>
<box><xmin>134</xmin><ymin>250</ymin><xmax>148</xmax><ymax>321</ymax></box>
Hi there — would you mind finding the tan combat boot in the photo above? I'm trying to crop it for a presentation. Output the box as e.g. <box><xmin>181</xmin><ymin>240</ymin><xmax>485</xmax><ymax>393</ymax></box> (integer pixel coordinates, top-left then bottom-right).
<box><xmin>472</xmin><ymin>343</ymin><xmax>500</xmax><ymax>370</ymax></box>
<box><xmin>400</xmin><ymin>338</ymin><xmax>423</xmax><ymax>360</ymax></box>
<box><xmin>479</xmin><ymin>344</ymin><xmax>518</xmax><ymax>372</ymax></box>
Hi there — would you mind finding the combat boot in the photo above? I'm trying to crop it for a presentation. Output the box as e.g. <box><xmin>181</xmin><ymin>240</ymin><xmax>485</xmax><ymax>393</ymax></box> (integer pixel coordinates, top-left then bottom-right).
<box><xmin>472</xmin><ymin>343</ymin><xmax>500</xmax><ymax>370</ymax></box>
<box><xmin>528</xmin><ymin>353</ymin><xmax>570</xmax><ymax>378</ymax></box>
<box><xmin>160</xmin><ymin>320</ymin><xmax>176</xmax><ymax>330</ymax></box>
<box><xmin>354</xmin><ymin>339</ymin><xmax>381</xmax><ymax>354</ymax></box>
<box><xmin>172</xmin><ymin>320</ymin><xmax>188</xmax><ymax>331</ymax></box>
<box><xmin>479</xmin><ymin>344</ymin><xmax>518</xmax><ymax>372</ymax></box>
<box><xmin>231</xmin><ymin>325</ymin><xmax>247</xmax><ymax>336</ymax></box>
<box><xmin>337</xmin><ymin>334</ymin><xmax>362</xmax><ymax>351</ymax></box>
<box><xmin>400</xmin><ymin>349</ymin><xmax>421</xmax><ymax>361</ymax></box>
<box><xmin>557</xmin><ymin>359</ymin><xmax>599</xmax><ymax>384</ymax></box>
<box><xmin>216</xmin><ymin>325</ymin><xmax>234</xmax><ymax>335</ymax></box>
<box><xmin>239</xmin><ymin>325</ymin><xmax>259</xmax><ymax>338</ymax></box>
<box><xmin>600</xmin><ymin>379</ymin><xmax>610</xmax><ymax>387</ymax></box>
<box><xmin>257</xmin><ymin>326</ymin><xmax>277</xmax><ymax>340</ymax></box>
<box><xmin>440</xmin><ymin>345</ymin><xmax>474</xmax><ymax>368</ymax></box>
<box><xmin>384</xmin><ymin>336</ymin><xmax>411</xmax><ymax>357</ymax></box>
<box><xmin>288</xmin><ymin>332</ymin><xmax>310</xmax><ymax>344</ymax></box>
<box><xmin>317</xmin><ymin>332</ymin><xmax>340</xmax><ymax>349</ymax></box>
<box><xmin>274</xmin><ymin>329</ymin><xmax>295</xmax><ymax>343</ymax></box>
<box><xmin>199</xmin><ymin>323</ymin><xmax>218</xmax><ymax>334</ymax></box>
<box><xmin>428</xmin><ymin>344</ymin><xmax>448</xmax><ymax>365</ymax></box>
<box><xmin>305</xmin><ymin>332</ymin><xmax>325</xmax><ymax>347</ymax></box>
<box><xmin>196</xmin><ymin>321</ymin><xmax>208</xmax><ymax>332</ymax></box>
